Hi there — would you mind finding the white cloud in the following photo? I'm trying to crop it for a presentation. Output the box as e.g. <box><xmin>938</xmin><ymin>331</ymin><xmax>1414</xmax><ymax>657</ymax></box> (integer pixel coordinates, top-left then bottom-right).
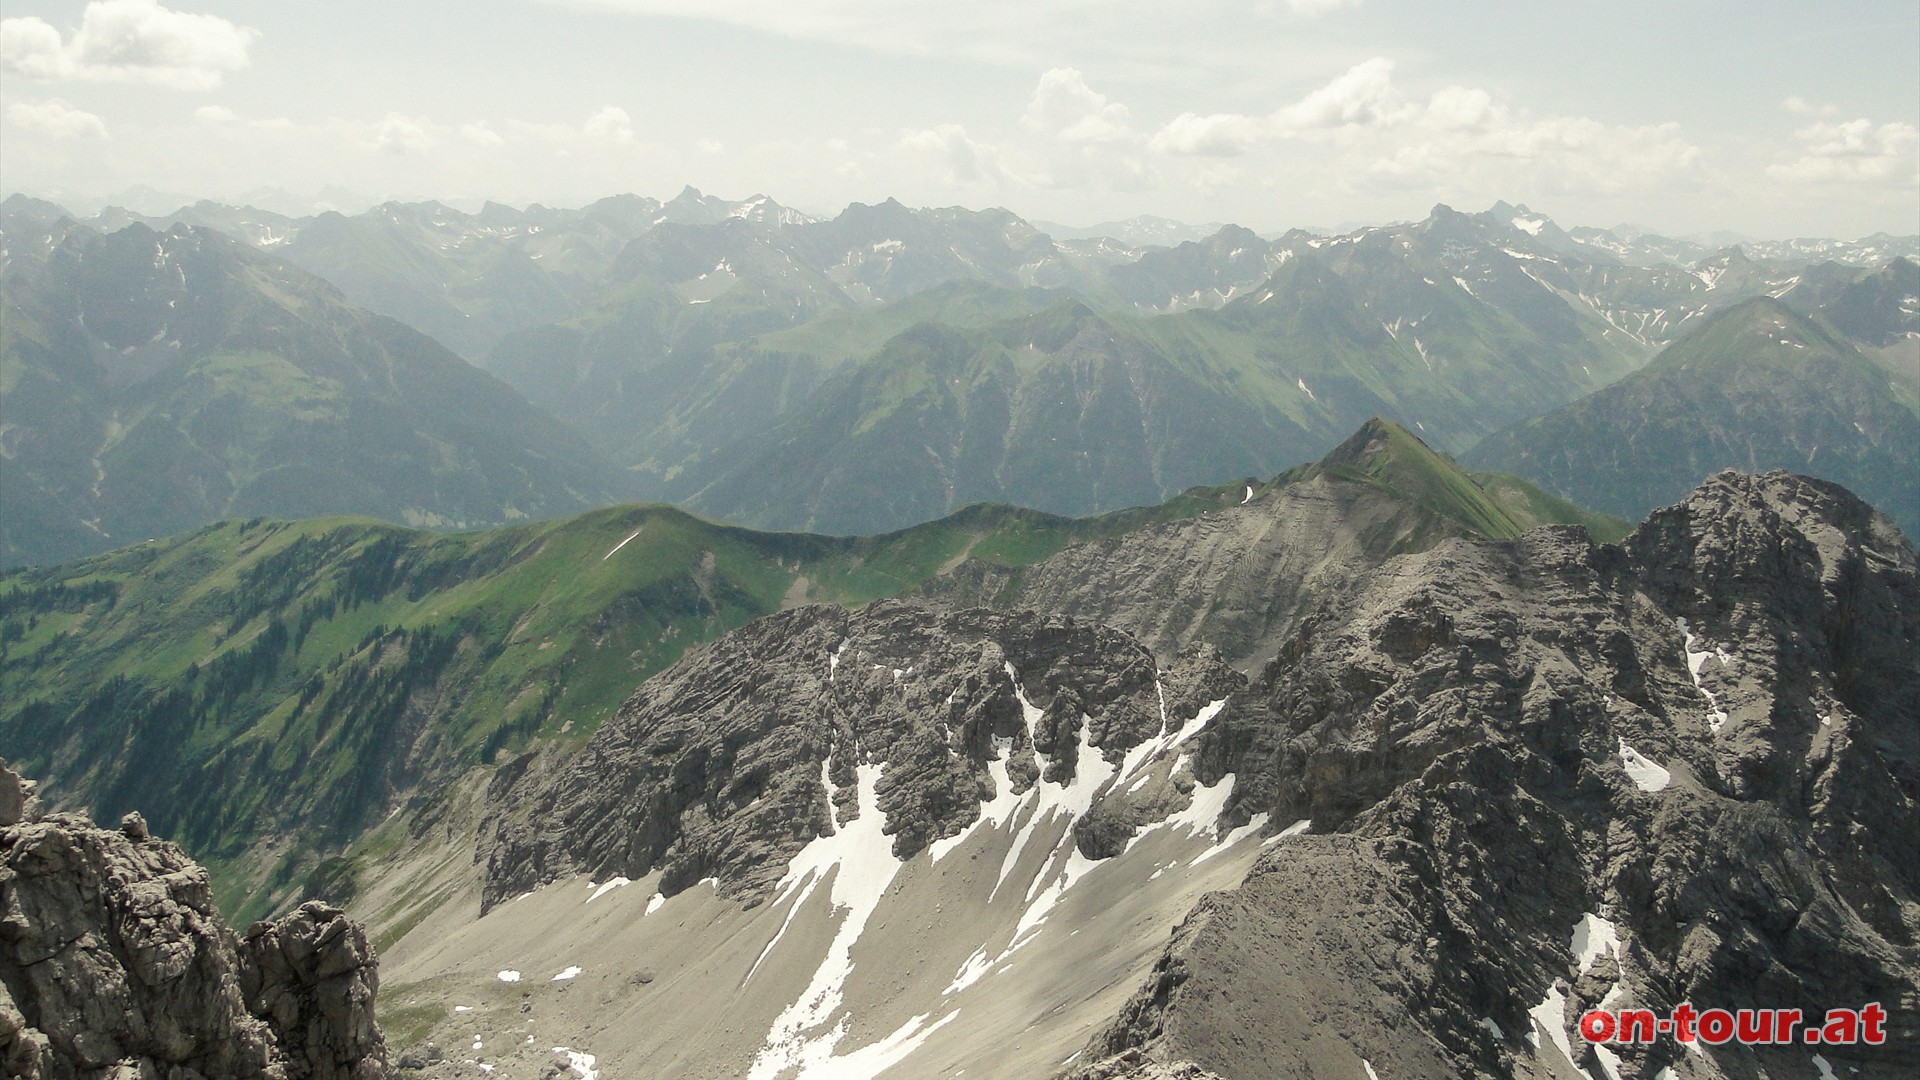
<box><xmin>6</xmin><ymin>98</ymin><xmax>108</xmax><ymax>138</ymax></box>
<box><xmin>1025</xmin><ymin>68</ymin><xmax>1134</xmax><ymax>143</ymax></box>
<box><xmin>582</xmin><ymin>106</ymin><xmax>635</xmax><ymax>144</ymax></box>
<box><xmin>1769</xmin><ymin>118</ymin><xmax>1919</xmax><ymax>185</ymax></box>
<box><xmin>371</xmin><ymin>114</ymin><xmax>434</xmax><ymax>157</ymax></box>
<box><xmin>192</xmin><ymin>103</ymin><xmax>237</xmax><ymax>124</ymax></box>
<box><xmin>1149</xmin><ymin>57</ymin><xmax>1410</xmax><ymax>155</ymax></box>
<box><xmin>1</xmin><ymin>1</ymin><xmax>257</xmax><ymax>91</ymax></box>
<box><xmin>1782</xmin><ymin>96</ymin><xmax>1837</xmax><ymax>118</ymax></box>
<box><xmin>697</xmin><ymin>138</ymin><xmax>725</xmax><ymax>154</ymax></box>
<box><xmin>0</xmin><ymin>17</ymin><xmax>67</xmax><ymax>78</ymax></box>
<box><xmin>459</xmin><ymin>123</ymin><xmax>505</xmax><ymax>148</ymax></box>
<box><xmin>1425</xmin><ymin>85</ymin><xmax>1503</xmax><ymax>132</ymax></box>
<box><xmin>898</xmin><ymin>123</ymin><xmax>1011</xmax><ymax>185</ymax></box>
<box><xmin>1272</xmin><ymin>57</ymin><xmax>1409</xmax><ymax>132</ymax></box>
<box><xmin>1149</xmin><ymin>111</ymin><xmax>1264</xmax><ymax>157</ymax></box>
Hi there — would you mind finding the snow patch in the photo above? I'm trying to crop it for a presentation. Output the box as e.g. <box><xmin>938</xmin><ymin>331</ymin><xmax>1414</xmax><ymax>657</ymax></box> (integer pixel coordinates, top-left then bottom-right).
<box><xmin>757</xmin><ymin>1010</ymin><xmax>959</xmax><ymax>1080</ymax></box>
<box><xmin>929</xmin><ymin>743</ymin><xmax>1024</xmax><ymax>865</ymax></box>
<box><xmin>1263</xmin><ymin>819</ymin><xmax>1310</xmax><ymax>846</ymax></box>
<box><xmin>496</xmin><ymin>970</ymin><xmax>520</xmax><ymax>983</ymax></box>
<box><xmin>1675</xmin><ymin>618</ymin><xmax>1730</xmax><ymax>732</ymax></box>
<box><xmin>1526</xmin><ymin>984</ymin><xmax>1585</xmax><ymax>1076</ymax></box>
<box><xmin>1617</xmin><ymin>741</ymin><xmax>1671</xmax><ymax>793</ymax></box>
<box><xmin>1297</xmin><ymin>378</ymin><xmax>1318</xmax><ymax>402</ymax></box>
<box><xmin>1592</xmin><ymin>1044</ymin><xmax>1625</xmax><ymax>1080</ymax></box>
<box><xmin>1116</xmin><ymin>697</ymin><xmax>1224</xmax><ymax>788</ymax></box>
<box><xmin>553</xmin><ymin>1047</ymin><xmax>598</xmax><ymax>1080</ymax></box>
<box><xmin>584</xmin><ymin>877</ymin><xmax>631</xmax><ymax>903</ymax></box>
<box><xmin>1190</xmin><ymin>810</ymin><xmax>1270</xmax><ymax>866</ymax></box>
<box><xmin>1571</xmin><ymin>913</ymin><xmax>1621</xmax><ymax>974</ymax></box>
<box><xmin>749</xmin><ymin>754</ymin><xmax>916</xmax><ymax>1080</ymax></box>
<box><xmin>1479</xmin><ymin>1017</ymin><xmax>1505</xmax><ymax>1040</ymax></box>
<box><xmin>1362</xmin><ymin>1061</ymin><xmax>1381</xmax><ymax>1080</ymax></box>
<box><xmin>1812</xmin><ymin>1054</ymin><xmax>1838</xmax><ymax>1080</ymax></box>
<box><xmin>602</xmin><ymin>529</ymin><xmax>643</xmax><ymax>560</ymax></box>
<box><xmin>1241</xmin><ymin>484</ymin><xmax>1254</xmax><ymax>505</ymax></box>
<box><xmin>549</xmin><ymin>966</ymin><xmax>581</xmax><ymax>982</ymax></box>
<box><xmin>1512</xmin><ymin>215</ymin><xmax>1546</xmax><ymax>236</ymax></box>
<box><xmin>943</xmin><ymin>946</ymin><xmax>995</xmax><ymax>995</ymax></box>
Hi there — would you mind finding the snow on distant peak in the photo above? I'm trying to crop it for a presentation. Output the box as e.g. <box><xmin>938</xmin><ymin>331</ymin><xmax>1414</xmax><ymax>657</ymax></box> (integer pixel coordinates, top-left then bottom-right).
<box><xmin>1512</xmin><ymin>215</ymin><xmax>1546</xmax><ymax>236</ymax></box>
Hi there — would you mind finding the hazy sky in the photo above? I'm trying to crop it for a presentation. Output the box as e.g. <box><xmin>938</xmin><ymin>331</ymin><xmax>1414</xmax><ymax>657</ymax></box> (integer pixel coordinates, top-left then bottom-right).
<box><xmin>2</xmin><ymin>0</ymin><xmax>1916</xmax><ymax>238</ymax></box>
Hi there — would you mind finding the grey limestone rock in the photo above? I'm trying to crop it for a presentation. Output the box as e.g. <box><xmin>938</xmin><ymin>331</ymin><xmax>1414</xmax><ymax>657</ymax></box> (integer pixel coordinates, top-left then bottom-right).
<box><xmin>1074</xmin><ymin>472</ymin><xmax>1920</xmax><ymax>1078</ymax></box>
<box><xmin>470</xmin><ymin>469</ymin><xmax>1916</xmax><ymax>1079</ymax></box>
<box><xmin>239</xmin><ymin>903</ymin><xmax>390</xmax><ymax>1080</ymax></box>
<box><xmin>0</xmin><ymin>759</ymin><xmax>391</xmax><ymax>1079</ymax></box>
<box><xmin>478</xmin><ymin>600</ymin><xmax>1239</xmax><ymax>910</ymax></box>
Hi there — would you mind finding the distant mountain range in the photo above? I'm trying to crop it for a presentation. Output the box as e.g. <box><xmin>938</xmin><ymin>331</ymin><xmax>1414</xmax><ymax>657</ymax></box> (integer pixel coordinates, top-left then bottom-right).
<box><xmin>0</xmin><ymin>218</ymin><xmax>636</xmax><ymax>566</ymax></box>
<box><xmin>1468</xmin><ymin>263</ymin><xmax>1920</xmax><ymax>536</ymax></box>
<box><xmin>4</xmin><ymin>190</ymin><xmax>1915</xmax><ymax>559</ymax></box>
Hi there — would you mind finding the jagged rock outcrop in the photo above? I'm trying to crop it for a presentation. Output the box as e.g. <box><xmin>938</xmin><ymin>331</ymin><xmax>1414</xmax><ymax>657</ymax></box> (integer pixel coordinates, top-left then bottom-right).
<box><xmin>479</xmin><ymin>602</ymin><xmax>1245</xmax><ymax>909</ymax></box>
<box><xmin>239</xmin><ymin>904</ymin><xmax>389</xmax><ymax>1080</ymax></box>
<box><xmin>0</xmin><ymin>759</ymin><xmax>391</xmax><ymax>1079</ymax></box>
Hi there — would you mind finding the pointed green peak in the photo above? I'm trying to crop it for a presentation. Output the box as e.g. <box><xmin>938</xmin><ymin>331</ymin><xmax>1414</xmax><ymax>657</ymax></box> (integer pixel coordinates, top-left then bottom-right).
<box><xmin>1304</xmin><ymin>417</ymin><xmax>1531</xmax><ymax>539</ymax></box>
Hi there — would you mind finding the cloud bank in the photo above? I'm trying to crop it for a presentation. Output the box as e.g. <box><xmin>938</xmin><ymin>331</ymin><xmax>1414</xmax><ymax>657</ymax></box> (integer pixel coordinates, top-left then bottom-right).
<box><xmin>1</xmin><ymin>0</ymin><xmax>256</xmax><ymax>91</ymax></box>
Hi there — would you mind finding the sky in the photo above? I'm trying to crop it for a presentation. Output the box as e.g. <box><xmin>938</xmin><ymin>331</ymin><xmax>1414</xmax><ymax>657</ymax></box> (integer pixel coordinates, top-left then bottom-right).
<box><xmin>1</xmin><ymin>0</ymin><xmax>1916</xmax><ymax>239</ymax></box>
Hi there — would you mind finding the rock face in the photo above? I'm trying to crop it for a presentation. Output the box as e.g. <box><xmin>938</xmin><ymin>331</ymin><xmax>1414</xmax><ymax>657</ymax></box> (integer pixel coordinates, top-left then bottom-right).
<box><xmin>480</xmin><ymin>602</ymin><xmax>1243</xmax><ymax>909</ymax></box>
<box><xmin>1071</xmin><ymin>470</ymin><xmax>1919</xmax><ymax>1079</ymax></box>
<box><xmin>239</xmin><ymin>905</ymin><xmax>389</xmax><ymax>1080</ymax></box>
<box><xmin>0</xmin><ymin>759</ymin><xmax>391</xmax><ymax>1079</ymax></box>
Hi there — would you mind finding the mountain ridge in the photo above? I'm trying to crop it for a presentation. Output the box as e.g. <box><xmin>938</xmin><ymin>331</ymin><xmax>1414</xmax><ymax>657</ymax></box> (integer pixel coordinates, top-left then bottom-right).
<box><xmin>1466</xmin><ymin>289</ymin><xmax>1920</xmax><ymax>537</ymax></box>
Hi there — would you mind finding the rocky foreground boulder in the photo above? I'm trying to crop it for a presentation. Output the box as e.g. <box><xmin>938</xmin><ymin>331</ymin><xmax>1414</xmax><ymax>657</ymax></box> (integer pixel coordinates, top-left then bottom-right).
<box><xmin>0</xmin><ymin>760</ymin><xmax>390</xmax><ymax>1079</ymax></box>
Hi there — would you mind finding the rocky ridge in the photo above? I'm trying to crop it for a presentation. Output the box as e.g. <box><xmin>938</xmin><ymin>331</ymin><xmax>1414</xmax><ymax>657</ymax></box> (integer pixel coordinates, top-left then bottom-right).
<box><xmin>0</xmin><ymin>760</ymin><xmax>391</xmax><ymax>1079</ymax></box>
<box><xmin>927</xmin><ymin>417</ymin><xmax>1562</xmax><ymax>667</ymax></box>
<box><xmin>444</xmin><ymin>468</ymin><xmax>1917</xmax><ymax>1079</ymax></box>
<box><xmin>1067</xmin><ymin>470</ymin><xmax>1918</xmax><ymax>1078</ymax></box>
<box><xmin>479</xmin><ymin>602</ymin><xmax>1244</xmax><ymax>910</ymax></box>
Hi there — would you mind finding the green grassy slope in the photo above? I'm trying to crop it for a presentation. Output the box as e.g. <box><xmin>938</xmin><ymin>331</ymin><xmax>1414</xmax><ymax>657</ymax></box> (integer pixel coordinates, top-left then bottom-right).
<box><xmin>0</xmin><ymin>485</ymin><xmax>1253</xmax><ymax>919</ymax></box>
